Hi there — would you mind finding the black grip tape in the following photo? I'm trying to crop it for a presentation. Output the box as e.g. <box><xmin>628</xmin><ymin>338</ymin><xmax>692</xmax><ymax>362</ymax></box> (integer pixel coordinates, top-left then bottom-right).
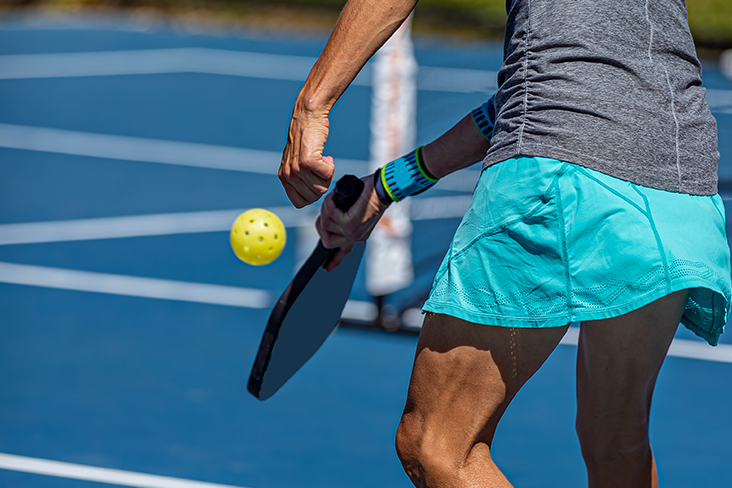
<box><xmin>333</xmin><ymin>174</ymin><xmax>364</xmax><ymax>212</ymax></box>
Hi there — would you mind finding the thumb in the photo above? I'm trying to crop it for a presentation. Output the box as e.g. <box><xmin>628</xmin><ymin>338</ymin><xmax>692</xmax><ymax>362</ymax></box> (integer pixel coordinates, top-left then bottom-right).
<box><xmin>325</xmin><ymin>243</ymin><xmax>355</xmax><ymax>272</ymax></box>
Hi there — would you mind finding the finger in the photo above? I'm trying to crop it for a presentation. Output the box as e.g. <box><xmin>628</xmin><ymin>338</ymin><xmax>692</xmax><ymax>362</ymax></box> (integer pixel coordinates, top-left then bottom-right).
<box><xmin>279</xmin><ymin>169</ymin><xmax>324</xmax><ymax>208</ymax></box>
<box><xmin>280</xmin><ymin>138</ymin><xmax>332</xmax><ymax>206</ymax></box>
<box><xmin>279</xmin><ymin>173</ymin><xmax>312</xmax><ymax>208</ymax></box>
<box><xmin>295</xmin><ymin>160</ymin><xmax>333</xmax><ymax>197</ymax></box>
<box><xmin>319</xmin><ymin>177</ymin><xmax>386</xmax><ymax>245</ymax></box>
<box><xmin>342</xmin><ymin>176</ymin><xmax>374</xmax><ymax>222</ymax></box>
<box><xmin>304</xmin><ymin>155</ymin><xmax>335</xmax><ymax>183</ymax></box>
<box><xmin>316</xmin><ymin>208</ymin><xmax>345</xmax><ymax>249</ymax></box>
<box><xmin>317</xmin><ymin>194</ymin><xmax>343</xmax><ymax>239</ymax></box>
<box><xmin>300</xmin><ymin>125</ymin><xmax>335</xmax><ymax>179</ymax></box>
<box><xmin>295</xmin><ymin>127</ymin><xmax>334</xmax><ymax>189</ymax></box>
<box><xmin>335</xmin><ymin>176</ymin><xmax>383</xmax><ymax>240</ymax></box>
<box><xmin>325</xmin><ymin>243</ymin><xmax>355</xmax><ymax>272</ymax></box>
<box><xmin>317</xmin><ymin>197</ymin><xmax>357</xmax><ymax>249</ymax></box>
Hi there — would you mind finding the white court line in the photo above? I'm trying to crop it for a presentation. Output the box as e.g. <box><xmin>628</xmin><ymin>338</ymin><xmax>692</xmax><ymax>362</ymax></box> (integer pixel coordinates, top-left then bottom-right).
<box><xmin>705</xmin><ymin>88</ymin><xmax>732</xmax><ymax>115</ymax></box>
<box><xmin>0</xmin><ymin>194</ymin><xmax>471</xmax><ymax>247</ymax></box>
<box><xmin>0</xmin><ymin>261</ymin><xmax>375</xmax><ymax>322</ymax></box>
<box><xmin>418</xmin><ymin>66</ymin><xmax>498</xmax><ymax>93</ymax></box>
<box><xmin>360</xmin><ymin>313</ymin><xmax>732</xmax><ymax>363</ymax></box>
<box><xmin>0</xmin><ymin>261</ymin><xmax>729</xmax><ymax>362</ymax></box>
<box><xmin>4</xmin><ymin>49</ymin><xmax>732</xmax><ymax>106</ymax></box>
<box><xmin>0</xmin><ymin>123</ymin><xmax>368</xmax><ymax>174</ymax></box>
<box><xmin>0</xmin><ymin>452</ymin><xmax>248</xmax><ymax>488</ymax></box>
<box><xmin>0</xmin><ymin>122</ymin><xmax>476</xmax><ymax>189</ymax></box>
<box><xmin>0</xmin><ymin>207</ymin><xmax>318</xmax><ymax>246</ymax></box>
<box><xmin>0</xmin><ymin>48</ymin><xmax>498</xmax><ymax>93</ymax></box>
<box><xmin>432</xmin><ymin>169</ymin><xmax>481</xmax><ymax>193</ymax></box>
<box><xmin>559</xmin><ymin>326</ymin><xmax>732</xmax><ymax>363</ymax></box>
<box><xmin>342</xmin><ymin>299</ymin><xmax>378</xmax><ymax>322</ymax></box>
<box><xmin>411</xmin><ymin>195</ymin><xmax>472</xmax><ymax>221</ymax></box>
<box><xmin>0</xmin><ymin>262</ymin><xmax>272</xmax><ymax>309</ymax></box>
<box><xmin>721</xmin><ymin>50</ymin><xmax>732</xmax><ymax>81</ymax></box>
<box><xmin>0</xmin><ymin>48</ymin><xmax>326</xmax><ymax>83</ymax></box>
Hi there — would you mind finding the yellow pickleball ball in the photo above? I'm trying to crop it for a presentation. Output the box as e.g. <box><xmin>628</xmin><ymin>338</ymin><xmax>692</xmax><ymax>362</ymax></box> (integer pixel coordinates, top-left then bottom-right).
<box><xmin>230</xmin><ymin>208</ymin><xmax>286</xmax><ymax>265</ymax></box>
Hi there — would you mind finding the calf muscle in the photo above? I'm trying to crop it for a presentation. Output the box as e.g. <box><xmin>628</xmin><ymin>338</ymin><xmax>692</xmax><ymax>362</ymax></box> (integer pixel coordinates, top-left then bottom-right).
<box><xmin>576</xmin><ymin>290</ymin><xmax>690</xmax><ymax>488</ymax></box>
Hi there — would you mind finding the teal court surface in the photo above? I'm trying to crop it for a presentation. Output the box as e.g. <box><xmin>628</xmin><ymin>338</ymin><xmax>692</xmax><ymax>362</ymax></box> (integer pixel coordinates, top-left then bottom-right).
<box><xmin>1</xmin><ymin>14</ymin><xmax>732</xmax><ymax>488</ymax></box>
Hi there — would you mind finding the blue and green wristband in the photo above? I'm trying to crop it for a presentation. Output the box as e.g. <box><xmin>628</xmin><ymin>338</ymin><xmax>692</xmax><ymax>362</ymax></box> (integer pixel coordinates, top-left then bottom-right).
<box><xmin>374</xmin><ymin>146</ymin><xmax>438</xmax><ymax>204</ymax></box>
<box><xmin>373</xmin><ymin>95</ymin><xmax>496</xmax><ymax>205</ymax></box>
<box><xmin>471</xmin><ymin>94</ymin><xmax>497</xmax><ymax>141</ymax></box>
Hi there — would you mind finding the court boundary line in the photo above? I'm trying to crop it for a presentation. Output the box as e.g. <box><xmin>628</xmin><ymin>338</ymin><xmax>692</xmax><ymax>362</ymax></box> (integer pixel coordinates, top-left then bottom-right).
<box><xmin>0</xmin><ymin>208</ymin><xmax>316</xmax><ymax>245</ymax></box>
<box><xmin>0</xmin><ymin>196</ymin><xmax>472</xmax><ymax>246</ymax></box>
<box><xmin>0</xmin><ymin>124</ymin><xmax>484</xmax><ymax>188</ymax></box>
<box><xmin>0</xmin><ymin>48</ymin><xmax>499</xmax><ymax>93</ymax></box>
<box><xmin>558</xmin><ymin>325</ymin><xmax>732</xmax><ymax>363</ymax></box>
<box><xmin>0</xmin><ymin>123</ymin><xmax>368</xmax><ymax>175</ymax></box>
<box><xmin>0</xmin><ymin>452</ymin><xmax>250</xmax><ymax>488</ymax></box>
<box><xmin>0</xmin><ymin>261</ymin><xmax>272</xmax><ymax>309</ymax></box>
<box><xmin>2</xmin><ymin>48</ymin><xmax>730</xmax><ymax>112</ymax></box>
<box><xmin>0</xmin><ymin>261</ymin><xmax>375</xmax><ymax>322</ymax></box>
<box><xmin>1</xmin><ymin>261</ymin><xmax>730</xmax><ymax>362</ymax></box>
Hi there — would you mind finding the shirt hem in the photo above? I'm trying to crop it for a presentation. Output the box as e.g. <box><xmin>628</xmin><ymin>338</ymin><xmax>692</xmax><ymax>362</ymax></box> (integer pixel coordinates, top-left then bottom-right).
<box><xmin>482</xmin><ymin>144</ymin><xmax>718</xmax><ymax>196</ymax></box>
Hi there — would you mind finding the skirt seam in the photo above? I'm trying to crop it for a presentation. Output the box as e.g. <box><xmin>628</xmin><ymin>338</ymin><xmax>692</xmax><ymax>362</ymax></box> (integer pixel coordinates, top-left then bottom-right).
<box><xmin>571</xmin><ymin>164</ymin><xmax>648</xmax><ymax>214</ymax></box>
<box><xmin>633</xmin><ymin>184</ymin><xmax>673</xmax><ymax>295</ymax></box>
<box><xmin>554</xmin><ymin>169</ymin><xmax>574</xmax><ymax>319</ymax></box>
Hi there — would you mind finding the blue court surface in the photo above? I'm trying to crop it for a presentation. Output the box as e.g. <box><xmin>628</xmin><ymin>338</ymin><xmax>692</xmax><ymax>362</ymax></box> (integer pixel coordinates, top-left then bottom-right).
<box><xmin>1</xmin><ymin>13</ymin><xmax>732</xmax><ymax>488</ymax></box>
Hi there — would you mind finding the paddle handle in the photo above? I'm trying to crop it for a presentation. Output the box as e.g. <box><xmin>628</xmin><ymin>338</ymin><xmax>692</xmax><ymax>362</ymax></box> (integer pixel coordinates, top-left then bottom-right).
<box><xmin>333</xmin><ymin>174</ymin><xmax>365</xmax><ymax>212</ymax></box>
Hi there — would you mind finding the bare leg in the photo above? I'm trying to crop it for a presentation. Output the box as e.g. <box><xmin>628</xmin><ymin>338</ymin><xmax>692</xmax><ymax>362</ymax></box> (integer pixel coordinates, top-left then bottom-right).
<box><xmin>576</xmin><ymin>289</ymin><xmax>690</xmax><ymax>488</ymax></box>
<box><xmin>395</xmin><ymin>313</ymin><xmax>569</xmax><ymax>487</ymax></box>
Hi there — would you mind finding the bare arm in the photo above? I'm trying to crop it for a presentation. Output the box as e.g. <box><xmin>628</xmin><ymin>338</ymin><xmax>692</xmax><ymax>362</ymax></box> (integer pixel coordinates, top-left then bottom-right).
<box><xmin>318</xmin><ymin>109</ymin><xmax>491</xmax><ymax>271</ymax></box>
<box><xmin>279</xmin><ymin>0</ymin><xmax>419</xmax><ymax>208</ymax></box>
<box><xmin>421</xmin><ymin>113</ymin><xmax>491</xmax><ymax>178</ymax></box>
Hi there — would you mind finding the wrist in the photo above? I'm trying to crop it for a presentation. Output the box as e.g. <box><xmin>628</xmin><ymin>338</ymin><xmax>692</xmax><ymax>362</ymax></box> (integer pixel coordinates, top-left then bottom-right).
<box><xmin>378</xmin><ymin>146</ymin><xmax>439</xmax><ymax>203</ymax></box>
<box><xmin>294</xmin><ymin>89</ymin><xmax>332</xmax><ymax>119</ymax></box>
<box><xmin>373</xmin><ymin>169</ymin><xmax>393</xmax><ymax>207</ymax></box>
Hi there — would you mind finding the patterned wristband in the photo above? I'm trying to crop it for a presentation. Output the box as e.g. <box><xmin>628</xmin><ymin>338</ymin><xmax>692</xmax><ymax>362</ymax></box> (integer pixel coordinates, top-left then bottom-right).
<box><xmin>471</xmin><ymin>94</ymin><xmax>497</xmax><ymax>141</ymax></box>
<box><xmin>380</xmin><ymin>146</ymin><xmax>438</xmax><ymax>203</ymax></box>
<box><xmin>373</xmin><ymin>169</ymin><xmax>393</xmax><ymax>206</ymax></box>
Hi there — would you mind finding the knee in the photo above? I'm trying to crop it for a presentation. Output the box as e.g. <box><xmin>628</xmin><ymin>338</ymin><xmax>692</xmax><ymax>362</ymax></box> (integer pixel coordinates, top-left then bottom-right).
<box><xmin>575</xmin><ymin>411</ymin><xmax>651</xmax><ymax>467</ymax></box>
<box><xmin>395</xmin><ymin>414</ymin><xmax>461</xmax><ymax>486</ymax></box>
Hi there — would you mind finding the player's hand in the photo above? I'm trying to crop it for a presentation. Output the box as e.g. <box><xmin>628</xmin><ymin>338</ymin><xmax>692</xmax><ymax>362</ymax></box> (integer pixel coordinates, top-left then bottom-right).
<box><xmin>317</xmin><ymin>174</ymin><xmax>389</xmax><ymax>272</ymax></box>
<box><xmin>279</xmin><ymin>107</ymin><xmax>335</xmax><ymax>208</ymax></box>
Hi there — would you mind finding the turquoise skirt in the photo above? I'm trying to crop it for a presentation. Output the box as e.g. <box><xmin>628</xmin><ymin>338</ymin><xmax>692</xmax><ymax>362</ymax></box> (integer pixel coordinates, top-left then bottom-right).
<box><xmin>423</xmin><ymin>156</ymin><xmax>732</xmax><ymax>346</ymax></box>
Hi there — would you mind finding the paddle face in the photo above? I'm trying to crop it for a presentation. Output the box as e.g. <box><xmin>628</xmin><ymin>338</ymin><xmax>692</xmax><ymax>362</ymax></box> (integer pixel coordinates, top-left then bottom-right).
<box><xmin>248</xmin><ymin>241</ymin><xmax>365</xmax><ymax>400</ymax></box>
<box><xmin>247</xmin><ymin>174</ymin><xmax>365</xmax><ymax>400</ymax></box>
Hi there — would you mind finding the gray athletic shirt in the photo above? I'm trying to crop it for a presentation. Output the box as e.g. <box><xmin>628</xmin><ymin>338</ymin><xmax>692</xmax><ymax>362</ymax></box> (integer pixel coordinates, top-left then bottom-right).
<box><xmin>484</xmin><ymin>0</ymin><xmax>720</xmax><ymax>195</ymax></box>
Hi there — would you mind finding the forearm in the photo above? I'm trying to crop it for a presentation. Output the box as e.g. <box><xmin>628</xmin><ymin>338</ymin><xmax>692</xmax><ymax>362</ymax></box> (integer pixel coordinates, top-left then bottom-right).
<box><xmin>296</xmin><ymin>0</ymin><xmax>419</xmax><ymax>116</ymax></box>
<box><xmin>374</xmin><ymin>100</ymin><xmax>494</xmax><ymax>205</ymax></box>
<box><xmin>421</xmin><ymin>113</ymin><xmax>491</xmax><ymax>179</ymax></box>
<box><xmin>280</xmin><ymin>0</ymin><xmax>418</xmax><ymax>207</ymax></box>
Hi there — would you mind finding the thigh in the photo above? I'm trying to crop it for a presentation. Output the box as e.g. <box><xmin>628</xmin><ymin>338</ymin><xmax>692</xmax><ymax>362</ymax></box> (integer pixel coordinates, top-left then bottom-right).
<box><xmin>399</xmin><ymin>313</ymin><xmax>568</xmax><ymax>460</ymax></box>
<box><xmin>576</xmin><ymin>289</ymin><xmax>691</xmax><ymax>432</ymax></box>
